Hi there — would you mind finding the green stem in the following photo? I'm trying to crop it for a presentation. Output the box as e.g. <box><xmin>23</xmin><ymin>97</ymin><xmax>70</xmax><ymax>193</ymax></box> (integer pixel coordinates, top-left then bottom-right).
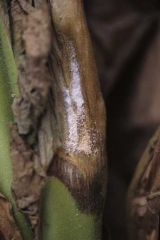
<box><xmin>42</xmin><ymin>178</ymin><xmax>102</xmax><ymax>240</ymax></box>
<box><xmin>0</xmin><ymin>15</ymin><xmax>32</xmax><ymax>240</ymax></box>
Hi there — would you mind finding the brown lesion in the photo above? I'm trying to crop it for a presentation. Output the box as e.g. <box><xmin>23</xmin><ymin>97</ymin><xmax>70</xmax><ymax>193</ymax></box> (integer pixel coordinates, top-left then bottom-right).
<box><xmin>48</xmin><ymin>154</ymin><xmax>106</xmax><ymax>214</ymax></box>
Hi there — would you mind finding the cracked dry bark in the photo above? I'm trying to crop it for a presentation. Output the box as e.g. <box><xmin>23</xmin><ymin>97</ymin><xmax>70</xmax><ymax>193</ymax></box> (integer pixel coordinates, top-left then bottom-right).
<box><xmin>8</xmin><ymin>0</ymin><xmax>107</xmax><ymax>239</ymax></box>
<box><xmin>127</xmin><ymin>127</ymin><xmax>160</xmax><ymax>240</ymax></box>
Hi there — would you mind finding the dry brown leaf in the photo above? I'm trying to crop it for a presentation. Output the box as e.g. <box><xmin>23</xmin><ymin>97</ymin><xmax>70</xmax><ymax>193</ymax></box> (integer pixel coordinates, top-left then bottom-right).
<box><xmin>0</xmin><ymin>193</ymin><xmax>22</xmax><ymax>240</ymax></box>
<box><xmin>10</xmin><ymin>4</ymin><xmax>57</xmax><ymax>238</ymax></box>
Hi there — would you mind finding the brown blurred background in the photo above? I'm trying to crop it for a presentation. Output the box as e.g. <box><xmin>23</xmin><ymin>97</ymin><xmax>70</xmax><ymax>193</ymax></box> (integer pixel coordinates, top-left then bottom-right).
<box><xmin>83</xmin><ymin>1</ymin><xmax>160</xmax><ymax>239</ymax></box>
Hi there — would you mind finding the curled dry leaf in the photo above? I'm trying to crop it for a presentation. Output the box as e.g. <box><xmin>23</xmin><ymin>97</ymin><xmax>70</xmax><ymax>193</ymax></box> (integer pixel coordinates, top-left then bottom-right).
<box><xmin>10</xmin><ymin>3</ymin><xmax>58</xmax><ymax>236</ymax></box>
<box><xmin>0</xmin><ymin>193</ymin><xmax>22</xmax><ymax>240</ymax></box>
<box><xmin>10</xmin><ymin>124</ymin><xmax>45</xmax><ymax>228</ymax></box>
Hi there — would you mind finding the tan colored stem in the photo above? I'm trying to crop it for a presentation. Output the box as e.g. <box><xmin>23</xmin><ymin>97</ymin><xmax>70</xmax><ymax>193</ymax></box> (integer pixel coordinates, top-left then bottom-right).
<box><xmin>48</xmin><ymin>0</ymin><xmax>107</xmax><ymax>214</ymax></box>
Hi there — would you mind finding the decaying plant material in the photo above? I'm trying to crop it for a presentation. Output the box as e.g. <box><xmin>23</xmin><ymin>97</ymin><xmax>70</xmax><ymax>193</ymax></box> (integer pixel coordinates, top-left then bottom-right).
<box><xmin>10</xmin><ymin>2</ymin><xmax>55</xmax><ymax>236</ymax></box>
<box><xmin>9</xmin><ymin>0</ymin><xmax>107</xmax><ymax>239</ymax></box>
<box><xmin>0</xmin><ymin>194</ymin><xmax>22</xmax><ymax>240</ymax></box>
<box><xmin>127</xmin><ymin>127</ymin><xmax>160</xmax><ymax>240</ymax></box>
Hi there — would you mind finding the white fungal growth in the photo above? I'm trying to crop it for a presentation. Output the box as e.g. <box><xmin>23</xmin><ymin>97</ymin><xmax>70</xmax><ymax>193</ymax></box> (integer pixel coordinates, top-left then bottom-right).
<box><xmin>62</xmin><ymin>42</ymin><xmax>97</xmax><ymax>155</ymax></box>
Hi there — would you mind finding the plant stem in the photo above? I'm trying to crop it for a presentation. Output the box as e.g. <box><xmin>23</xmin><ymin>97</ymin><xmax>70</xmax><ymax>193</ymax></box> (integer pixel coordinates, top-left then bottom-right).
<box><xmin>0</xmin><ymin>13</ymin><xmax>32</xmax><ymax>240</ymax></box>
<box><xmin>42</xmin><ymin>178</ymin><xmax>102</xmax><ymax>240</ymax></box>
<box><xmin>42</xmin><ymin>0</ymin><xmax>107</xmax><ymax>239</ymax></box>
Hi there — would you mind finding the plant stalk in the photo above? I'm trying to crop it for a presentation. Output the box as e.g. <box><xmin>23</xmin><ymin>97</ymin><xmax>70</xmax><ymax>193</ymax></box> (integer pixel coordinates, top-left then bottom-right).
<box><xmin>42</xmin><ymin>0</ymin><xmax>107</xmax><ymax>239</ymax></box>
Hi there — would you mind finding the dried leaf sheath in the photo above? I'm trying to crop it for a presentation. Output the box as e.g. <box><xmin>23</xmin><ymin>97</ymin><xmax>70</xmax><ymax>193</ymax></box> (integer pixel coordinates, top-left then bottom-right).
<box><xmin>48</xmin><ymin>0</ymin><xmax>107</xmax><ymax>214</ymax></box>
<box><xmin>10</xmin><ymin>4</ymin><xmax>56</xmax><ymax>236</ymax></box>
<box><xmin>40</xmin><ymin>1</ymin><xmax>107</xmax><ymax>239</ymax></box>
<box><xmin>127</xmin><ymin>127</ymin><xmax>160</xmax><ymax>240</ymax></box>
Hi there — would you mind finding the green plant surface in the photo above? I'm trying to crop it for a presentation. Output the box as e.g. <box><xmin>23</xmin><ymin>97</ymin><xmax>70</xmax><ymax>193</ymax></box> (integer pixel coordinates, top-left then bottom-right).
<box><xmin>42</xmin><ymin>178</ymin><xmax>102</xmax><ymax>240</ymax></box>
<box><xmin>0</xmin><ymin>16</ymin><xmax>32</xmax><ymax>239</ymax></box>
